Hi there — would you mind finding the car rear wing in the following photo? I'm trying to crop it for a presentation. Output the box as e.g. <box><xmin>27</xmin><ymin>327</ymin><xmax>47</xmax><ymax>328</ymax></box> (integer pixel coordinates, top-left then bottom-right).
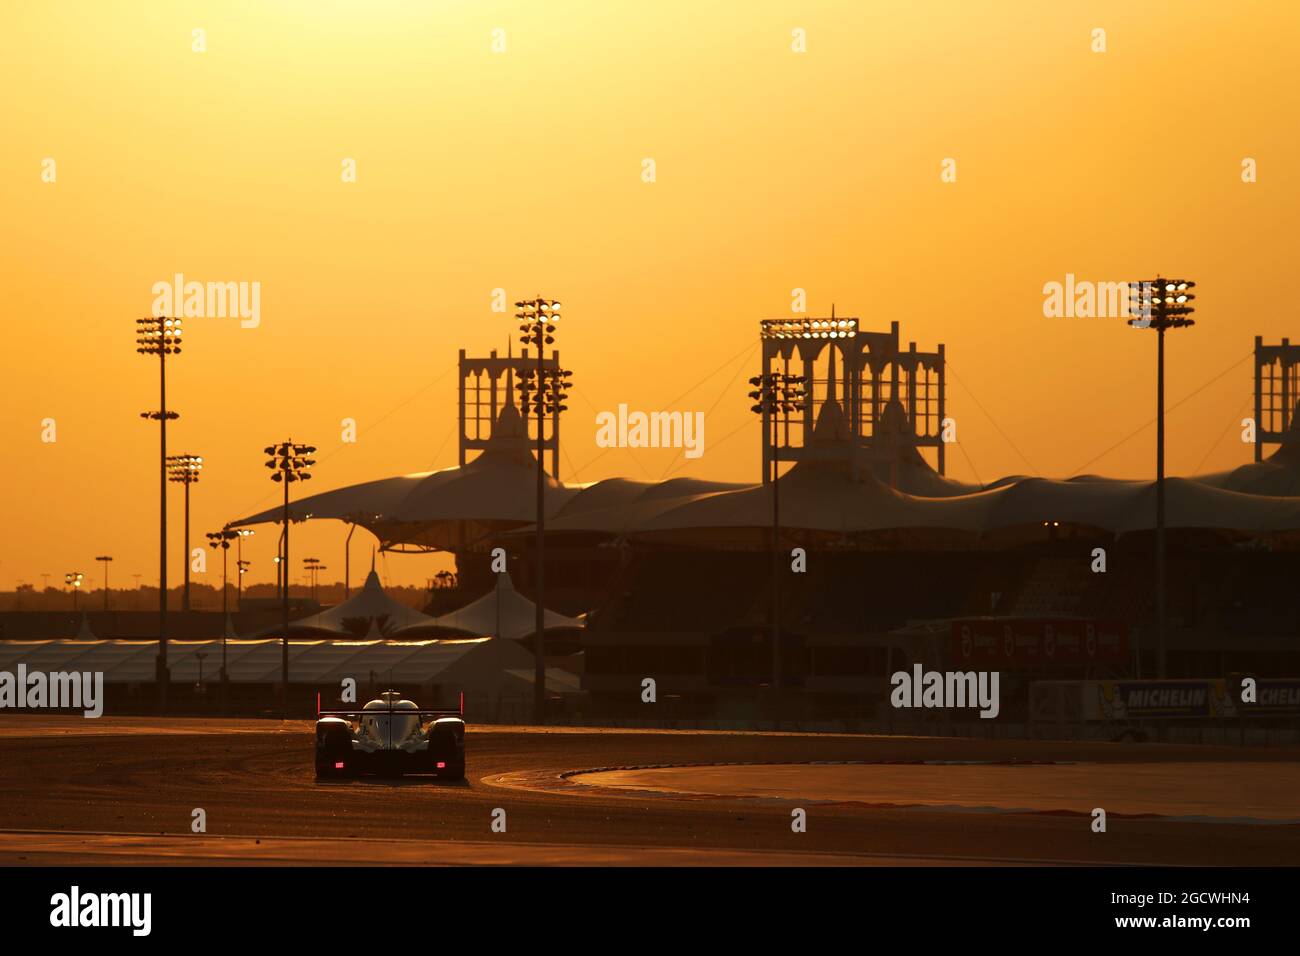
<box><xmin>317</xmin><ymin>691</ymin><xmax>464</xmax><ymax>719</ymax></box>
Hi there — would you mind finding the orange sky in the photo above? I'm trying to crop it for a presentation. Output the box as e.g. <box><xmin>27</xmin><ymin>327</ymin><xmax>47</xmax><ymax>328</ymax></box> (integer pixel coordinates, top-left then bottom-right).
<box><xmin>2</xmin><ymin>0</ymin><xmax>1298</xmax><ymax>593</ymax></box>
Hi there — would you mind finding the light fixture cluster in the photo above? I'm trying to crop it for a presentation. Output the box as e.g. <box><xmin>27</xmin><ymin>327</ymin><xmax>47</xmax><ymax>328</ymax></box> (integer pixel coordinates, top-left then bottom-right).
<box><xmin>136</xmin><ymin>316</ymin><xmax>183</xmax><ymax>355</ymax></box>
<box><xmin>264</xmin><ymin>441</ymin><xmax>316</xmax><ymax>483</ymax></box>
<box><xmin>207</xmin><ymin>529</ymin><xmax>239</xmax><ymax>550</ymax></box>
<box><xmin>761</xmin><ymin>318</ymin><xmax>858</xmax><ymax>340</ymax></box>
<box><xmin>748</xmin><ymin>372</ymin><xmax>809</xmax><ymax>416</ymax></box>
<box><xmin>1128</xmin><ymin>278</ymin><xmax>1196</xmax><ymax>328</ymax></box>
<box><xmin>516</xmin><ymin>366</ymin><xmax>573</xmax><ymax>417</ymax></box>
<box><xmin>166</xmin><ymin>454</ymin><xmax>203</xmax><ymax>484</ymax></box>
<box><xmin>516</xmin><ymin>297</ymin><xmax>562</xmax><ymax>347</ymax></box>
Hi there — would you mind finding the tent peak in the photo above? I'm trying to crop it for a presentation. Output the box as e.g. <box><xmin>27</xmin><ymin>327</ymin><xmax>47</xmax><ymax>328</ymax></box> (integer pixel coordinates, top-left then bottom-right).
<box><xmin>493</xmin><ymin>402</ymin><xmax>527</xmax><ymax>441</ymax></box>
<box><xmin>810</xmin><ymin>398</ymin><xmax>849</xmax><ymax>444</ymax></box>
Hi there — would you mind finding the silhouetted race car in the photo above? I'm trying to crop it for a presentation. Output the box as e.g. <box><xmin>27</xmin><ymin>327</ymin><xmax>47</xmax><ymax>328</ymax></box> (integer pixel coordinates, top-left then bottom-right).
<box><xmin>315</xmin><ymin>689</ymin><xmax>465</xmax><ymax>780</ymax></box>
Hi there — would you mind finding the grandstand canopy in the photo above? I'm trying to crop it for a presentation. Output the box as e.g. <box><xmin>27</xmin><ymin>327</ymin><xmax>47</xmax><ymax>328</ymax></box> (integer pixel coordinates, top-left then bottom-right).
<box><xmin>230</xmin><ymin>403</ymin><xmax>574</xmax><ymax>551</ymax></box>
<box><xmin>227</xmin><ymin>387</ymin><xmax>1300</xmax><ymax>554</ymax></box>
<box><xmin>631</xmin><ymin>450</ymin><xmax>1300</xmax><ymax>547</ymax></box>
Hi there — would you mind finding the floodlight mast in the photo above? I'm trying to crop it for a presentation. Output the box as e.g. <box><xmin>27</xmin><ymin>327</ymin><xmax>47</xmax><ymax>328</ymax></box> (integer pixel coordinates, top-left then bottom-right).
<box><xmin>235</xmin><ymin>529</ymin><xmax>253</xmax><ymax>610</ymax></box>
<box><xmin>303</xmin><ymin>557</ymin><xmax>325</xmax><ymax>602</ymax></box>
<box><xmin>137</xmin><ymin>315</ymin><xmax>183</xmax><ymax>712</ymax></box>
<box><xmin>207</xmin><ymin>528</ymin><xmax>240</xmax><ymax>699</ymax></box>
<box><xmin>166</xmin><ymin>454</ymin><xmax>203</xmax><ymax>611</ymax></box>
<box><xmin>265</xmin><ymin>440</ymin><xmax>316</xmax><ymax>713</ymax></box>
<box><xmin>95</xmin><ymin>555</ymin><xmax>113</xmax><ymax>611</ymax></box>
<box><xmin>748</xmin><ymin>370</ymin><xmax>808</xmax><ymax>721</ymax></box>
<box><xmin>65</xmin><ymin>571</ymin><xmax>85</xmax><ymax>612</ymax></box>
<box><xmin>1129</xmin><ymin>278</ymin><xmax>1196</xmax><ymax>679</ymax></box>
<box><xmin>514</xmin><ymin>296</ymin><xmax>571</xmax><ymax>725</ymax></box>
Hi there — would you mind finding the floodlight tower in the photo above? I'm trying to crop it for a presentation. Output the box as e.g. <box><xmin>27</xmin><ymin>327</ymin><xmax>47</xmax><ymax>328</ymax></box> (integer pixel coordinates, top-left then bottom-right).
<box><xmin>303</xmin><ymin>557</ymin><xmax>324</xmax><ymax>602</ymax></box>
<box><xmin>514</xmin><ymin>296</ymin><xmax>571</xmax><ymax>725</ymax></box>
<box><xmin>95</xmin><ymin>555</ymin><xmax>113</xmax><ymax>611</ymax></box>
<box><xmin>235</xmin><ymin>528</ymin><xmax>254</xmax><ymax>610</ymax></box>
<box><xmin>166</xmin><ymin>454</ymin><xmax>203</xmax><ymax>611</ymax></box>
<box><xmin>137</xmin><ymin>314</ymin><xmax>183</xmax><ymax>712</ymax></box>
<box><xmin>206</xmin><ymin>529</ymin><xmax>239</xmax><ymax>683</ymax></box>
<box><xmin>1129</xmin><ymin>278</ymin><xmax>1196</xmax><ymax>679</ymax></box>
<box><xmin>748</xmin><ymin>372</ymin><xmax>808</xmax><ymax>705</ymax></box>
<box><xmin>65</xmin><ymin>571</ymin><xmax>85</xmax><ymax>612</ymax></box>
<box><xmin>264</xmin><ymin>440</ymin><xmax>315</xmax><ymax>710</ymax></box>
<box><xmin>758</xmin><ymin>315</ymin><xmax>860</xmax><ymax>476</ymax></box>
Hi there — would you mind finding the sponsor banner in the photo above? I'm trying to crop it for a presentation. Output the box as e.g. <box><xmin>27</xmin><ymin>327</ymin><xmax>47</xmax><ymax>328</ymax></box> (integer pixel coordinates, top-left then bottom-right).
<box><xmin>1088</xmin><ymin>679</ymin><xmax>1300</xmax><ymax>720</ymax></box>
<box><xmin>1093</xmin><ymin>680</ymin><xmax>1229</xmax><ymax>720</ymax></box>
<box><xmin>1244</xmin><ymin>679</ymin><xmax>1300</xmax><ymax>715</ymax></box>
<box><xmin>951</xmin><ymin>618</ymin><xmax>1127</xmax><ymax>669</ymax></box>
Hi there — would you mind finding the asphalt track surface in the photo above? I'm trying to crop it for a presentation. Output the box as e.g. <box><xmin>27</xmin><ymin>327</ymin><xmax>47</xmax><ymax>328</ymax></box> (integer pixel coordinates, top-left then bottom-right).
<box><xmin>1</xmin><ymin>717</ymin><xmax>1297</xmax><ymax>866</ymax></box>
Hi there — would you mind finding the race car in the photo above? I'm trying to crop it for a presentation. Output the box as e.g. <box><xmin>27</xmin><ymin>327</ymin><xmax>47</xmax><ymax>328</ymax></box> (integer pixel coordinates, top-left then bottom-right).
<box><xmin>315</xmin><ymin>689</ymin><xmax>465</xmax><ymax>780</ymax></box>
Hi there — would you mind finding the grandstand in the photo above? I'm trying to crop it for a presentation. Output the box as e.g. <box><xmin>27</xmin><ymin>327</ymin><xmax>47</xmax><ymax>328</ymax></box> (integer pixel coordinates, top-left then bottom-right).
<box><xmin>214</xmin><ymin>331</ymin><xmax>1300</xmax><ymax>726</ymax></box>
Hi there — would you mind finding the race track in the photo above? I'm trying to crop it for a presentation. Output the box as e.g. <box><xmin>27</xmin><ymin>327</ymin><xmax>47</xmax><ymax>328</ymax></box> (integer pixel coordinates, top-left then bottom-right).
<box><xmin>0</xmin><ymin>717</ymin><xmax>1296</xmax><ymax>866</ymax></box>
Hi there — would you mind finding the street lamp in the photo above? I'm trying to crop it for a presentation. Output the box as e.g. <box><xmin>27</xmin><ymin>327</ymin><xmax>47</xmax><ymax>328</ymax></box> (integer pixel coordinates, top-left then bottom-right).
<box><xmin>515</xmin><ymin>296</ymin><xmax>571</xmax><ymax>725</ymax></box>
<box><xmin>748</xmin><ymin>371</ymin><xmax>808</xmax><ymax>710</ymax></box>
<box><xmin>95</xmin><ymin>555</ymin><xmax>113</xmax><ymax>611</ymax></box>
<box><xmin>65</xmin><ymin>571</ymin><xmax>85</xmax><ymax>612</ymax></box>
<box><xmin>206</xmin><ymin>529</ymin><xmax>239</xmax><ymax>685</ymax></box>
<box><xmin>264</xmin><ymin>440</ymin><xmax>315</xmax><ymax>711</ymax></box>
<box><xmin>137</xmin><ymin>314</ymin><xmax>183</xmax><ymax>712</ymax></box>
<box><xmin>303</xmin><ymin>557</ymin><xmax>325</xmax><ymax>602</ymax></box>
<box><xmin>1129</xmin><ymin>278</ymin><xmax>1196</xmax><ymax>679</ymax></box>
<box><xmin>235</xmin><ymin>529</ymin><xmax>254</xmax><ymax>610</ymax></box>
<box><xmin>344</xmin><ymin>522</ymin><xmax>358</xmax><ymax>598</ymax></box>
<box><xmin>167</xmin><ymin>454</ymin><xmax>203</xmax><ymax>611</ymax></box>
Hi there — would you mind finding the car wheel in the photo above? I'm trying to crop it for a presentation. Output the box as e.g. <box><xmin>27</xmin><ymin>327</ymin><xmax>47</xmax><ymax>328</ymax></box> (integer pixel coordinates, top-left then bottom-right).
<box><xmin>315</xmin><ymin>724</ymin><xmax>353</xmax><ymax>779</ymax></box>
<box><xmin>428</xmin><ymin>724</ymin><xmax>465</xmax><ymax>780</ymax></box>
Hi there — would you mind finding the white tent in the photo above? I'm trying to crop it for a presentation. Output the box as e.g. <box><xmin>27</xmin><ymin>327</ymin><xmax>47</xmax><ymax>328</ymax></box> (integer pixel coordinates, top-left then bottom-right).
<box><xmin>263</xmin><ymin>568</ymin><xmax>438</xmax><ymax>638</ymax></box>
<box><xmin>430</xmin><ymin>572</ymin><xmax>584</xmax><ymax>641</ymax></box>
